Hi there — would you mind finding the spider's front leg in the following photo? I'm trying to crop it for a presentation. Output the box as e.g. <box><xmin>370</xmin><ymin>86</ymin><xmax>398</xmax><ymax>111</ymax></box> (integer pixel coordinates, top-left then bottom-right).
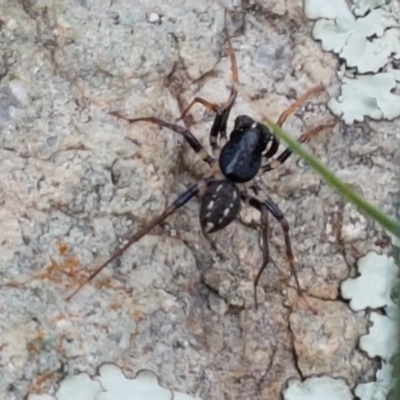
<box><xmin>243</xmin><ymin>193</ymin><xmax>317</xmax><ymax>314</ymax></box>
<box><xmin>179</xmin><ymin>25</ymin><xmax>239</xmax><ymax>154</ymax></box>
<box><xmin>180</xmin><ymin>90</ymin><xmax>236</xmax><ymax>154</ymax></box>
<box><xmin>276</xmin><ymin>85</ymin><xmax>326</xmax><ymax>127</ymax></box>
<box><xmin>262</xmin><ymin>122</ymin><xmax>337</xmax><ymax>172</ymax></box>
<box><xmin>261</xmin><ymin>85</ymin><xmax>337</xmax><ymax>172</ymax></box>
<box><xmin>109</xmin><ymin>114</ymin><xmax>215</xmax><ymax>167</ymax></box>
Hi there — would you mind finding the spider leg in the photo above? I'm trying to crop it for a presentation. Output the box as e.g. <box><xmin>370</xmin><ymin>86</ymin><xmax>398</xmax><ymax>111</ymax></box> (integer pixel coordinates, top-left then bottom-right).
<box><xmin>243</xmin><ymin>194</ymin><xmax>317</xmax><ymax>314</ymax></box>
<box><xmin>110</xmin><ymin>114</ymin><xmax>215</xmax><ymax>166</ymax></box>
<box><xmin>262</xmin><ymin>133</ymin><xmax>280</xmax><ymax>165</ymax></box>
<box><xmin>261</xmin><ymin>85</ymin><xmax>328</xmax><ymax>167</ymax></box>
<box><xmin>179</xmin><ymin>97</ymin><xmax>220</xmax><ymax>121</ymax></box>
<box><xmin>66</xmin><ymin>182</ymin><xmax>204</xmax><ymax>301</ymax></box>
<box><xmin>179</xmin><ymin>24</ymin><xmax>239</xmax><ymax>154</ymax></box>
<box><xmin>179</xmin><ymin>91</ymin><xmax>236</xmax><ymax>155</ymax></box>
<box><xmin>262</xmin><ymin>121</ymin><xmax>336</xmax><ymax>172</ymax></box>
<box><xmin>276</xmin><ymin>85</ymin><xmax>325</xmax><ymax>127</ymax></box>
<box><xmin>244</xmin><ymin>196</ymin><xmax>270</xmax><ymax>309</ymax></box>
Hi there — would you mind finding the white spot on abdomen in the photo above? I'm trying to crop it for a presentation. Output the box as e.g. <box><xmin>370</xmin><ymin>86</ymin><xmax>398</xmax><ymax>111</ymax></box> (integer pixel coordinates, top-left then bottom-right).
<box><xmin>206</xmin><ymin>222</ymin><xmax>214</xmax><ymax>231</ymax></box>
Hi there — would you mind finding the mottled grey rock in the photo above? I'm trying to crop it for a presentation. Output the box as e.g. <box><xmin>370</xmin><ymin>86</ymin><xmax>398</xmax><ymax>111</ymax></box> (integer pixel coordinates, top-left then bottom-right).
<box><xmin>0</xmin><ymin>1</ymin><xmax>398</xmax><ymax>400</ymax></box>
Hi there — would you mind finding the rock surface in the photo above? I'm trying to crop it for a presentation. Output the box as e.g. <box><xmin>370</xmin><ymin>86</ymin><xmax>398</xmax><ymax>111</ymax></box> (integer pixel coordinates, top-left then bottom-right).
<box><xmin>0</xmin><ymin>0</ymin><xmax>398</xmax><ymax>399</ymax></box>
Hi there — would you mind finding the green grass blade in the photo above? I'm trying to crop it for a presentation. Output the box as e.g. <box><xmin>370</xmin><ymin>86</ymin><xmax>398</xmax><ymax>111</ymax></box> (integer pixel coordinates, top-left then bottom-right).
<box><xmin>263</xmin><ymin>117</ymin><xmax>400</xmax><ymax>239</ymax></box>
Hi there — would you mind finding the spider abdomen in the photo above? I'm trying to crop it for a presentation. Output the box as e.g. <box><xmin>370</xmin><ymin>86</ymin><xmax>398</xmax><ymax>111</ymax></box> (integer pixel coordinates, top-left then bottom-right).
<box><xmin>200</xmin><ymin>180</ymin><xmax>241</xmax><ymax>233</ymax></box>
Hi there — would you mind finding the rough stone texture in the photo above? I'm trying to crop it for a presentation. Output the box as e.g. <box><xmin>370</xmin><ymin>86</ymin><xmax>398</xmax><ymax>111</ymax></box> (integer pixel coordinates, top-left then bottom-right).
<box><xmin>289</xmin><ymin>299</ymin><xmax>369</xmax><ymax>385</ymax></box>
<box><xmin>0</xmin><ymin>0</ymin><xmax>398</xmax><ymax>399</ymax></box>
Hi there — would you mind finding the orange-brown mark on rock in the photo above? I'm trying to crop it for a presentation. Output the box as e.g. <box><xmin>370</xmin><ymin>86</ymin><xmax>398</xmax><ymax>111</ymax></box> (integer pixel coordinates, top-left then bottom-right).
<box><xmin>57</xmin><ymin>240</ymin><xmax>69</xmax><ymax>257</ymax></box>
<box><xmin>26</xmin><ymin>331</ymin><xmax>45</xmax><ymax>356</ymax></box>
<box><xmin>26</xmin><ymin>370</ymin><xmax>60</xmax><ymax>397</ymax></box>
<box><xmin>96</xmin><ymin>277</ymin><xmax>115</xmax><ymax>289</ymax></box>
<box><xmin>109</xmin><ymin>301</ymin><xmax>121</xmax><ymax>311</ymax></box>
<box><xmin>131</xmin><ymin>307</ymin><xmax>145</xmax><ymax>322</ymax></box>
<box><xmin>32</xmin><ymin>256</ymin><xmax>81</xmax><ymax>286</ymax></box>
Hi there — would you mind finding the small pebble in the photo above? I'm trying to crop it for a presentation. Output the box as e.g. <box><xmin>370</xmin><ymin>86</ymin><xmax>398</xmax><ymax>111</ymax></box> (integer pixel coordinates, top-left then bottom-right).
<box><xmin>147</xmin><ymin>12</ymin><xmax>161</xmax><ymax>24</ymax></box>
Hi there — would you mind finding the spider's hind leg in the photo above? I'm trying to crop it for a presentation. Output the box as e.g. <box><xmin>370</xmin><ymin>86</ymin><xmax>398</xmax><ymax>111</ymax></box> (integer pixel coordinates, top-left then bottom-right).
<box><xmin>243</xmin><ymin>193</ymin><xmax>318</xmax><ymax>314</ymax></box>
<box><xmin>65</xmin><ymin>180</ymin><xmax>211</xmax><ymax>301</ymax></box>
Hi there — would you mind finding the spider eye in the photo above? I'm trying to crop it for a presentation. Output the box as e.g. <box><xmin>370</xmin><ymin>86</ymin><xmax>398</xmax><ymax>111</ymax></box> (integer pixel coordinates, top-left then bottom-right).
<box><xmin>199</xmin><ymin>181</ymin><xmax>241</xmax><ymax>234</ymax></box>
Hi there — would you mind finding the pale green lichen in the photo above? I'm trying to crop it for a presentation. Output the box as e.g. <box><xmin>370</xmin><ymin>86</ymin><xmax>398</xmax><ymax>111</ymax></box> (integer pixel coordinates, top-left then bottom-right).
<box><xmin>27</xmin><ymin>364</ymin><xmax>199</xmax><ymax>400</ymax></box>
<box><xmin>353</xmin><ymin>0</ymin><xmax>386</xmax><ymax>16</ymax></box>
<box><xmin>283</xmin><ymin>376</ymin><xmax>353</xmax><ymax>400</ymax></box>
<box><xmin>328</xmin><ymin>73</ymin><xmax>400</xmax><ymax>124</ymax></box>
<box><xmin>359</xmin><ymin>310</ymin><xmax>398</xmax><ymax>360</ymax></box>
<box><xmin>355</xmin><ymin>362</ymin><xmax>394</xmax><ymax>400</ymax></box>
<box><xmin>340</xmin><ymin>251</ymin><xmax>399</xmax><ymax>400</ymax></box>
<box><xmin>305</xmin><ymin>2</ymin><xmax>399</xmax><ymax>73</ymax></box>
<box><xmin>341</xmin><ymin>252</ymin><xmax>398</xmax><ymax>311</ymax></box>
<box><xmin>304</xmin><ymin>0</ymin><xmax>400</xmax><ymax>124</ymax></box>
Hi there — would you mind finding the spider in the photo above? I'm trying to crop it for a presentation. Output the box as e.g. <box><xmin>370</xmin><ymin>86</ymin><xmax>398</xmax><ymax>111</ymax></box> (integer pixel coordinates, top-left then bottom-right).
<box><xmin>66</xmin><ymin>24</ymin><xmax>335</xmax><ymax>309</ymax></box>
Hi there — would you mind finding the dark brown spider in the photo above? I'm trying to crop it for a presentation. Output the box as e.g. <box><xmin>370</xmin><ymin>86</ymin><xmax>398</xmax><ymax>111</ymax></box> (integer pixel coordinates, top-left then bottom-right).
<box><xmin>66</xmin><ymin>22</ymin><xmax>335</xmax><ymax>311</ymax></box>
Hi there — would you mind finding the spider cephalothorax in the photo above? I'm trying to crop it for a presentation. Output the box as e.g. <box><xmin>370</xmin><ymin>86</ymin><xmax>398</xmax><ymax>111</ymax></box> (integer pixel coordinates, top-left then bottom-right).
<box><xmin>66</xmin><ymin>21</ymin><xmax>335</xmax><ymax>311</ymax></box>
<box><xmin>219</xmin><ymin>115</ymin><xmax>271</xmax><ymax>183</ymax></box>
